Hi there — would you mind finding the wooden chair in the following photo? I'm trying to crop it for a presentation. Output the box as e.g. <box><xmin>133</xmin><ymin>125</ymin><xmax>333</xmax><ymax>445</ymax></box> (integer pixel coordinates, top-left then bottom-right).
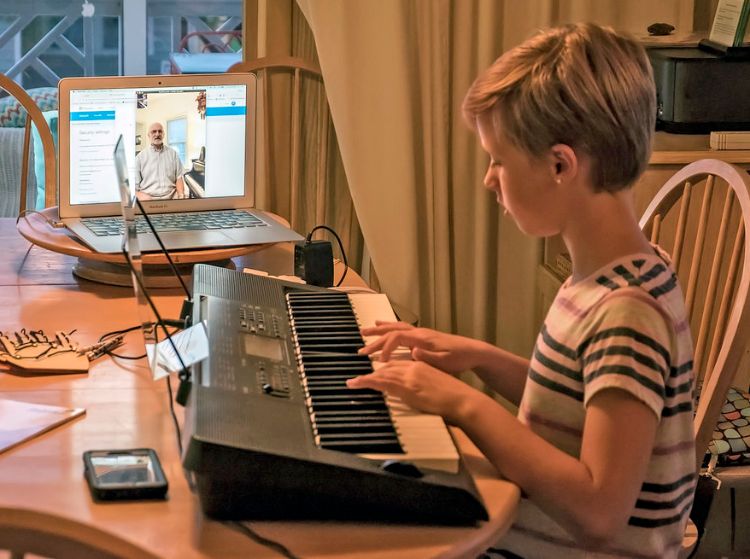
<box><xmin>0</xmin><ymin>507</ymin><xmax>158</xmax><ymax>559</ymax></box>
<box><xmin>0</xmin><ymin>73</ymin><xmax>56</xmax><ymax>215</ymax></box>
<box><xmin>639</xmin><ymin>158</ymin><xmax>750</xmax><ymax>556</ymax></box>
<box><xmin>227</xmin><ymin>55</ymin><xmax>330</xmax><ymax>234</ymax></box>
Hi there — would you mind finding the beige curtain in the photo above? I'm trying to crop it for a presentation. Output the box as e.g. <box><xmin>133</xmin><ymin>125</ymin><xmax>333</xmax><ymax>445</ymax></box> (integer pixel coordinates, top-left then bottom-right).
<box><xmin>249</xmin><ymin>1</ymin><xmax>365</xmax><ymax>278</ymax></box>
<box><xmin>295</xmin><ymin>0</ymin><xmax>694</xmax><ymax>356</ymax></box>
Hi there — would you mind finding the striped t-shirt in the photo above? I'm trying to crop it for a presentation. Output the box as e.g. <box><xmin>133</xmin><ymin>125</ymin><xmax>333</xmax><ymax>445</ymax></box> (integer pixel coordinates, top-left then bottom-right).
<box><xmin>496</xmin><ymin>247</ymin><xmax>695</xmax><ymax>558</ymax></box>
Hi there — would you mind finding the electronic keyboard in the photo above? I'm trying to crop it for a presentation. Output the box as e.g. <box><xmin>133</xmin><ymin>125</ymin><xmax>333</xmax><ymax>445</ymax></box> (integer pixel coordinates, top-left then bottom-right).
<box><xmin>182</xmin><ymin>264</ymin><xmax>487</xmax><ymax>524</ymax></box>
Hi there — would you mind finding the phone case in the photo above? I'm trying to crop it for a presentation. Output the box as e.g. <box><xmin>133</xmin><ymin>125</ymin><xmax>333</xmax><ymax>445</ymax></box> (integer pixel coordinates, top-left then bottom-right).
<box><xmin>83</xmin><ymin>448</ymin><xmax>168</xmax><ymax>501</ymax></box>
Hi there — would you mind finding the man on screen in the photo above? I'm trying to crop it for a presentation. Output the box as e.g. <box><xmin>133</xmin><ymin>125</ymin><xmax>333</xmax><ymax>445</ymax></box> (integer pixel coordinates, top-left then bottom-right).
<box><xmin>135</xmin><ymin>122</ymin><xmax>186</xmax><ymax>200</ymax></box>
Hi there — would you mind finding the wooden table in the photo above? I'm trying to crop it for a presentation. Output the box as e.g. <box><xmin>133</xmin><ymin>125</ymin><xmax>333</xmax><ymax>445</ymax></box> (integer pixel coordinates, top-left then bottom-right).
<box><xmin>16</xmin><ymin>208</ymin><xmax>283</xmax><ymax>288</ymax></box>
<box><xmin>0</xmin><ymin>219</ymin><xmax>519</xmax><ymax>558</ymax></box>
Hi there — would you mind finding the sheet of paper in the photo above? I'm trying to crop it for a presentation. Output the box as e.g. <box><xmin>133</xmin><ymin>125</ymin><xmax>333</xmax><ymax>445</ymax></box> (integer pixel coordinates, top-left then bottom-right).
<box><xmin>0</xmin><ymin>399</ymin><xmax>85</xmax><ymax>454</ymax></box>
<box><xmin>145</xmin><ymin>322</ymin><xmax>209</xmax><ymax>381</ymax></box>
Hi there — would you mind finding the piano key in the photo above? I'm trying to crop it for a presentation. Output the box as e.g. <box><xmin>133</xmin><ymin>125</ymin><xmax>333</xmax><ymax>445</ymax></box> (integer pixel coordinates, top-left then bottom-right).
<box><xmin>312</xmin><ymin>409</ymin><xmax>392</xmax><ymax>419</ymax></box>
<box><xmin>315</xmin><ymin>422</ymin><xmax>397</xmax><ymax>434</ymax></box>
<box><xmin>361</xmin><ymin>394</ymin><xmax>460</xmax><ymax>474</ymax></box>
<box><xmin>306</xmin><ymin>399</ymin><xmax>391</xmax><ymax>412</ymax></box>
<box><xmin>287</xmin><ymin>289</ymin><xmax>459</xmax><ymax>473</ymax></box>
<box><xmin>305</xmin><ymin>377</ymin><xmax>358</xmax><ymax>386</ymax></box>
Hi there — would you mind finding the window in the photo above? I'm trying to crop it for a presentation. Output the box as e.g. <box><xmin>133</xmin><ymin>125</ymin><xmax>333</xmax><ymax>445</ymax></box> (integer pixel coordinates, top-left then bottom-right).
<box><xmin>0</xmin><ymin>2</ymin><xmax>242</xmax><ymax>87</ymax></box>
<box><xmin>167</xmin><ymin>117</ymin><xmax>187</xmax><ymax>166</ymax></box>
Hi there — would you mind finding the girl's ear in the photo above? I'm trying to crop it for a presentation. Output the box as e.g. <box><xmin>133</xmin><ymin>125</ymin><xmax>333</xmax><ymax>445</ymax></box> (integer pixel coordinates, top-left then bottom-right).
<box><xmin>549</xmin><ymin>144</ymin><xmax>577</xmax><ymax>185</ymax></box>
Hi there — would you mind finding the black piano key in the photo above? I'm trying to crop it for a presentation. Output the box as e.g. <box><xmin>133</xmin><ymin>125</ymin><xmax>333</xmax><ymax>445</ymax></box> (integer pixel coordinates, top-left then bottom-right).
<box><xmin>312</xmin><ymin>409</ymin><xmax>392</xmax><ymax>418</ymax></box>
<box><xmin>320</xmin><ymin>432</ymin><xmax>398</xmax><ymax>442</ymax></box>
<box><xmin>287</xmin><ymin>291</ymin><xmax>349</xmax><ymax>298</ymax></box>
<box><xmin>312</xmin><ymin>421</ymin><xmax>395</xmax><ymax>435</ymax></box>
<box><xmin>290</xmin><ymin>305</ymin><xmax>353</xmax><ymax>311</ymax></box>
<box><xmin>297</xmin><ymin>343</ymin><xmax>365</xmax><ymax>353</ymax></box>
<box><xmin>306</xmin><ymin>386</ymin><xmax>380</xmax><ymax>397</ymax></box>
<box><xmin>288</xmin><ymin>302</ymin><xmax>353</xmax><ymax>309</ymax></box>
<box><xmin>293</xmin><ymin>315</ymin><xmax>356</xmax><ymax>323</ymax></box>
<box><xmin>300</xmin><ymin>346</ymin><xmax>364</xmax><ymax>355</ymax></box>
<box><xmin>315</xmin><ymin>422</ymin><xmax>397</xmax><ymax>434</ymax></box>
<box><xmin>288</xmin><ymin>293</ymin><xmax>350</xmax><ymax>303</ymax></box>
<box><xmin>302</xmin><ymin>370</ymin><xmax>371</xmax><ymax>378</ymax></box>
<box><xmin>296</xmin><ymin>333</ymin><xmax>364</xmax><ymax>343</ymax></box>
<box><xmin>305</xmin><ymin>379</ymin><xmax>357</xmax><ymax>388</ymax></box>
<box><xmin>302</xmin><ymin>369</ymin><xmax>372</xmax><ymax>377</ymax></box>
<box><xmin>300</xmin><ymin>361</ymin><xmax>372</xmax><ymax>370</ymax></box>
<box><xmin>314</xmin><ymin>413</ymin><xmax>392</xmax><ymax>424</ymax></box>
<box><xmin>293</xmin><ymin>324</ymin><xmax>361</xmax><ymax>333</ymax></box>
<box><xmin>309</xmin><ymin>400</ymin><xmax>390</xmax><ymax>412</ymax></box>
<box><xmin>286</xmin><ymin>289</ymin><xmax>404</xmax><ymax>455</ymax></box>
<box><xmin>299</xmin><ymin>353</ymin><xmax>372</xmax><ymax>364</ymax></box>
<box><xmin>308</xmin><ymin>394</ymin><xmax>385</xmax><ymax>404</ymax></box>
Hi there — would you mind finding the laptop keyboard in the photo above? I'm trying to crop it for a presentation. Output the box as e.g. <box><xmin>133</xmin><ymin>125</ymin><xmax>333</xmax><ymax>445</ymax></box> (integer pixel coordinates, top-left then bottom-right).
<box><xmin>81</xmin><ymin>210</ymin><xmax>268</xmax><ymax>237</ymax></box>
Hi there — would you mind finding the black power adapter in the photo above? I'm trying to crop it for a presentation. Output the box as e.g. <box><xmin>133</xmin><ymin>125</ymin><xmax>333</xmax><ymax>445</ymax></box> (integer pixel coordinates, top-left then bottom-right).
<box><xmin>294</xmin><ymin>239</ymin><xmax>334</xmax><ymax>287</ymax></box>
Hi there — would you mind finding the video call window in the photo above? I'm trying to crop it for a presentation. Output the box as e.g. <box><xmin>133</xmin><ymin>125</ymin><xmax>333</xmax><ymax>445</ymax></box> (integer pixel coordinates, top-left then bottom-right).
<box><xmin>69</xmin><ymin>84</ymin><xmax>247</xmax><ymax>206</ymax></box>
<box><xmin>135</xmin><ymin>89</ymin><xmax>207</xmax><ymax>200</ymax></box>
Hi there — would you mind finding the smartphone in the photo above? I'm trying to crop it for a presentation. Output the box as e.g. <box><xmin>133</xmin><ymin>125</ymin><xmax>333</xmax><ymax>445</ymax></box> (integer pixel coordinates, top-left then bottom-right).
<box><xmin>83</xmin><ymin>448</ymin><xmax>168</xmax><ymax>501</ymax></box>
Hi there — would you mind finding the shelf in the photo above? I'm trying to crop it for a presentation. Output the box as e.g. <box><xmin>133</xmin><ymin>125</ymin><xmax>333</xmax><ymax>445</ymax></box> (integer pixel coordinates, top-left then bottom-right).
<box><xmin>650</xmin><ymin>150</ymin><xmax>750</xmax><ymax>165</ymax></box>
<box><xmin>651</xmin><ymin>132</ymin><xmax>750</xmax><ymax>165</ymax></box>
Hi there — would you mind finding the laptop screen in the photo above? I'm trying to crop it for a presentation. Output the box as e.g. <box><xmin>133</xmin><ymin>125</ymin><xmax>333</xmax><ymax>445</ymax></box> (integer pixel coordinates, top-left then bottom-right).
<box><xmin>71</xmin><ymin>84</ymin><xmax>245</xmax><ymax>205</ymax></box>
<box><xmin>58</xmin><ymin>73</ymin><xmax>256</xmax><ymax>219</ymax></box>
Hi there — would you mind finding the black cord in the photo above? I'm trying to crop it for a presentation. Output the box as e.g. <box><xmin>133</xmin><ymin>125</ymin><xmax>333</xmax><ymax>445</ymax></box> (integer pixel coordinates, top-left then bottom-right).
<box><xmin>120</xmin><ymin>247</ymin><xmax>191</xmax><ymax>384</ymax></box>
<box><xmin>306</xmin><ymin>224</ymin><xmax>348</xmax><ymax>287</ymax></box>
<box><xmin>98</xmin><ymin>322</ymin><xmax>185</xmax><ymax>360</ymax></box>
<box><xmin>97</xmin><ymin>323</ymin><xmax>184</xmax><ymax>455</ymax></box>
<box><xmin>98</xmin><ymin>325</ymin><xmax>146</xmax><ymax>359</ymax></box>
<box><xmin>98</xmin><ymin>325</ymin><xmax>141</xmax><ymax>342</ymax></box>
<box><xmin>164</xmin><ymin>362</ymin><xmax>184</xmax><ymax>457</ymax></box>
<box><xmin>229</xmin><ymin>521</ymin><xmax>300</xmax><ymax>559</ymax></box>
<box><xmin>134</xmin><ymin>197</ymin><xmax>193</xmax><ymax>301</ymax></box>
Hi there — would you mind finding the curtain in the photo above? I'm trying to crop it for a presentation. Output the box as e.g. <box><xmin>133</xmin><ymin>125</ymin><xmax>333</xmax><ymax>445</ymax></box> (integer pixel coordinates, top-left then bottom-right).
<box><xmin>250</xmin><ymin>1</ymin><xmax>365</xmax><ymax>279</ymax></box>
<box><xmin>295</xmin><ymin>0</ymin><xmax>694</xmax><ymax>358</ymax></box>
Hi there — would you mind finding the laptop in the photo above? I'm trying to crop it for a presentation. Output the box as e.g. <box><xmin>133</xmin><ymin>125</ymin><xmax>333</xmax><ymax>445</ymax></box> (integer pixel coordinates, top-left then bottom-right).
<box><xmin>58</xmin><ymin>73</ymin><xmax>303</xmax><ymax>253</ymax></box>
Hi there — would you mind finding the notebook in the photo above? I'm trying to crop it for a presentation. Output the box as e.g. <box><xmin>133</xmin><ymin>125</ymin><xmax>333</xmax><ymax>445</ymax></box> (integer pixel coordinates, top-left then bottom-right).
<box><xmin>57</xmin><ymin>73</ymin><xmax>303</xmax><ymax>253</ymax></box>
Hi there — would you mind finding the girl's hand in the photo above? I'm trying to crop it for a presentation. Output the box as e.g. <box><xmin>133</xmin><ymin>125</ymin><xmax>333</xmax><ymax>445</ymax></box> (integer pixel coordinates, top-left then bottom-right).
<box><xmin>346</xmin><ymin>359</ymin><xmax>479</xmax><ymax>425</ymax></box>
<box><xmin>359</xmin><ymin>321</ymin><xmax>481</xmax><ymax>375</ymax></box>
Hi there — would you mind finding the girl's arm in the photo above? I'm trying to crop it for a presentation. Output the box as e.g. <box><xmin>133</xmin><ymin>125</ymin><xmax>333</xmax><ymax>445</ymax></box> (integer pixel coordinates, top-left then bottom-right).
<box><xmin>459</xmin><ymin>386</ymin><xmax>658</xmax><ymax>546</ymax></box>
<box><xmin>348</xmin><ymin>364</ymin><xmax>658</xmax><ymax>546</ymax></box>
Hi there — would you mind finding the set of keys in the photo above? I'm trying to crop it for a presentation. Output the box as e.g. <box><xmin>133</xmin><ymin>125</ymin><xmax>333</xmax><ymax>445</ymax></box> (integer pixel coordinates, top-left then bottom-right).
<box><xmin>0</xmin><ymin>329</ymin><xmax>124</xmax><ymax>374</ymax></box>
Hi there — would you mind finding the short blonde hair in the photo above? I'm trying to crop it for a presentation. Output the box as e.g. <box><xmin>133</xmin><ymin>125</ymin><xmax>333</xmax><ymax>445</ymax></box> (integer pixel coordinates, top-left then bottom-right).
<box><xmin>462</xmin><ymin>23</ymin><xmax>655</xmax><ymax>192</ymax></box>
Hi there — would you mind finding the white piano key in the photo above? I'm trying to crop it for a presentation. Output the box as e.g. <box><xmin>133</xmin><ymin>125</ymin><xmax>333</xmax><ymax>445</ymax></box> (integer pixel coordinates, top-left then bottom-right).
<box><xmin>349</xmin><ymin>293</ymin><xmax>460</xmax><ymax>474</ymax></box>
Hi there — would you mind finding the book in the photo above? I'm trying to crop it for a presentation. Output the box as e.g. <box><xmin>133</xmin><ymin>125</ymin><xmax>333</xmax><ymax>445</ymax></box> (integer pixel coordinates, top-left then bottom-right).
<box><xmin>710</xmin><ymin>130</ymin><xmax>750</xmax><ymax>150</ymax></box>
<box><xmin>709</xmin><ymin>0</ymin><xmax>750</xmax><ymax>47</ymax></box>
<box><xmin>0</xmin><ymin>399</ymin><xmax>85</xmax><ymax>454</ymax></box>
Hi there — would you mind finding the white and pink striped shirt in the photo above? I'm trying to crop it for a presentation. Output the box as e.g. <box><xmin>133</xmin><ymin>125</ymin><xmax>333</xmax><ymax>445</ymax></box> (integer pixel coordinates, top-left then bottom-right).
<box><xmin>496</xmin><ymin>247</ymin><xmax>695</xmax><ymax>558</ymax></box>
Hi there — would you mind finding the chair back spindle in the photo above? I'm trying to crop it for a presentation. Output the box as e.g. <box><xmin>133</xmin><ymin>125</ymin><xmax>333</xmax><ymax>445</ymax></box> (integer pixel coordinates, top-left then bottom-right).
<box><xmin>640</xmin><ymin>159</ymin><xmax>750</xmax><ymax>471</ymax></box>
